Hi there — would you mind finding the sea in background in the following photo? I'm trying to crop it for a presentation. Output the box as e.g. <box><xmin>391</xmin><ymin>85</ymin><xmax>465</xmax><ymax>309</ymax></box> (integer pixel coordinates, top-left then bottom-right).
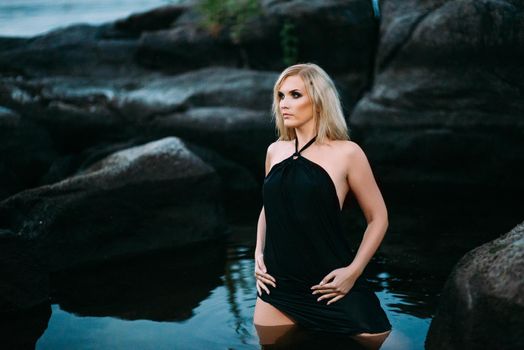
<box><xmin>0</xmin><ymin>0</ymin><xmax>187</xmax><ymax>37</ymax></box>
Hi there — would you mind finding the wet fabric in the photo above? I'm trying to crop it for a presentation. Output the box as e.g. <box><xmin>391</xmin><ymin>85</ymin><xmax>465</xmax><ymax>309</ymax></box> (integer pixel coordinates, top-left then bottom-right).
<box><xmin>259</xmin><ymin>135</ymin><xmax>392</xmax><ymax>335</ymax></box>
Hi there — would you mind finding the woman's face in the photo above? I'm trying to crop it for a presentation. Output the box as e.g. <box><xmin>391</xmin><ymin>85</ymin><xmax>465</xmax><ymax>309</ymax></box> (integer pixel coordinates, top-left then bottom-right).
<box><xmin>278</xmin><ymin>75</ymin><xmax>314</xmax><ymax>129</ymax></box>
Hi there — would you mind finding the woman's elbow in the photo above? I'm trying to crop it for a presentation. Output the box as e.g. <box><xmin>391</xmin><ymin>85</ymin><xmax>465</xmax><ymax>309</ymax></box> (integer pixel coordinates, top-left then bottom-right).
<box><xmin>375</xmin><ymin>209</ymin><xmax>388</xmax><ymax>233</ymax></box>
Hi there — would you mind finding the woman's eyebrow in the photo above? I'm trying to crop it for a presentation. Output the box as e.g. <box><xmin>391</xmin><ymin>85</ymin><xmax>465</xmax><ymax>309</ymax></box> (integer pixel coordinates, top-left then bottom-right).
<box><xmin>278</xmin><ymin>89</ymin><xmax>302</xmax><ymax>93</ymax></box>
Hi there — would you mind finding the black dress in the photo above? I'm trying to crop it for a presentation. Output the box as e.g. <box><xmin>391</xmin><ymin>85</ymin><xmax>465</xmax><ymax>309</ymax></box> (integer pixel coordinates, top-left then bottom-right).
<box><xmin>258</xmin><ymin>135</ymin><xmax>392</xmax><ymax>335</ymax></box>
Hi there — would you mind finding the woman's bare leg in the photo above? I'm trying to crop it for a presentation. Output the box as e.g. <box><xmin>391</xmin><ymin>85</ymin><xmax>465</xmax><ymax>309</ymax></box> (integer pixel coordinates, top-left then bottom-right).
<box><xmin>254</xmin><ymin>297</ymin><xmax>391</xmax><ymax>348</ymax></box>
<box><xmin>253</xmin><ymin>297</ymin><xmax>297</xmax><ymax>345</ymax></box>
<box><xmin>351</xmin><ymin>329</ymin><xmax>392</xmax><ymax>349</ymax></box>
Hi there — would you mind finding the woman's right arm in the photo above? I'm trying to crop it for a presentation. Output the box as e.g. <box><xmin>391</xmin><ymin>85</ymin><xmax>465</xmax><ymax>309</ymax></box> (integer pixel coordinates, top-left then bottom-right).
<box><xmin>254</xmin><ymin>207</ymin><xmax>266</xmax><ymax>259</ymax></box>
<box><xmin>254</xmin><ymin>142</ymin><xmax>274</xmax><ymax>258</ymax></box>
<box><xmin>254</xmin><ymin>142</ymin><xmax>277</xmax><ymax>295</ymax></box>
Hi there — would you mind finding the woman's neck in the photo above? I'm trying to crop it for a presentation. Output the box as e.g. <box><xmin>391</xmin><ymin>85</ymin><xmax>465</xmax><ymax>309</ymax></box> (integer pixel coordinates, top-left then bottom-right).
<box><xmin>294</xmin><ymin>127</ymin><xmax>317</xmax><ymax>147</ymax></box>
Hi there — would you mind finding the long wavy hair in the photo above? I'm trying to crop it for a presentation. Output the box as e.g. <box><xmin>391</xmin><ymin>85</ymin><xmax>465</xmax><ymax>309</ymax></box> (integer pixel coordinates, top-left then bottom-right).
<box><xmin>271</xmin><ymin>63</ymin><xmax>350</xmax><ymax>144</ymax></box>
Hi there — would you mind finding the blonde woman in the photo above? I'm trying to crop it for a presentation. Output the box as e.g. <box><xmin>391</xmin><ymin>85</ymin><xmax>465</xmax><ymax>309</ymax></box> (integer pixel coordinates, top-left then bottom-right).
<box><xmin>253</xmin><ymin>63</ymin><xmax>392</xmax><ymax>349</ymax></box>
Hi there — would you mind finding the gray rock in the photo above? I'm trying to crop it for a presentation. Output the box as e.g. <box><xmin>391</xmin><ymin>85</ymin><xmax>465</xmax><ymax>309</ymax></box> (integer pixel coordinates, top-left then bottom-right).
<box><xmin>0</xmin><ymin>105</ymin><xmax>20</xmax><ymax>123</ymax></box>
<box><xmin>425</xmin><ymin>220</ymin><xmax>524</xmax><ymax>349</ymax></box>
<box><xmin>188</xmin><ymin>146</ymin><xmax>259</xmax><ymax>198</ymax></box>
<box><xmin>1</xmin><ymin>66</ymin><xmax>276</xmax><ymax>128</ymax></box>
<box><xmin>114</xmin><ymin>67</ymin><xmax>278</xmax><ymax>118</ymax></box>
<box><xmin>261</xmin><ymin>0</ymin><xmax>377</xmax><ymax>71</ymax></box>
<box><xmin>0</xmin><ymin>68</ymin><xmax>277</xmax><ymax>192</ymax></box>
<box><xmin>114</xmin><ymin>3</ymin><xmax>192</xmax><ymax>36</ymax></box>
<box><xmin>0</xmin><ymin>24</ymin><xmax>146</xmax><ymax>78</ymax></box>
<box><xmin>350</xmin><ymin>0</ymin><xmax>524</xmax><ymax>189</ymax></box>
<box><xmin>151</xmin><ymin>106</ymin><xmax>275</xmax><ymax>180</ymax></box>
<box><xmin>136</xmin><ymin>23</ymin><xmax>237</xmax><ymax>73</ymax></box>
<box><xmin>0</xmin><ymin>0</ymin><xmax>375</xmax><ymax>110</ymax></box>
<box><xmin>0</xmin><ymin>137</ymin><xmax>226</xmax><ymax>274</ymax></box>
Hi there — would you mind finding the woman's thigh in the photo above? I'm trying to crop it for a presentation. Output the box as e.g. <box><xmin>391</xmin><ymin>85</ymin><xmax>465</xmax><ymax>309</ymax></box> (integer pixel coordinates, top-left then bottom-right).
<box><xmin>253</xmin><ymin>298</ymin><xmax>298</xmax><ymax>345</ymax></box>
<box><xmin>253</xmin><ymin>297</ymin><xmax>296</xmax><ymax>326</ymax></box>
<box><xmin>351</xmin><ymin>329</ymin><xmax>392</xmax><ymax>349</ymax></box>
<box><xmin>254</xmin><ymin>298</ymin><xmax>391</xmax><ymax>348</ymax></box>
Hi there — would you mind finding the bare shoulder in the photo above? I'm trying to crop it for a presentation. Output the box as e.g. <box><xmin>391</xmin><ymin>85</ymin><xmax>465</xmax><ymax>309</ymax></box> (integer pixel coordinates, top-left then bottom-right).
<box><xmin>267</xmin><ymin>140</ymin><xmax>287</xmax><ymax>152</ymax></box>
<box><xmin>335</xmin><ymin>140</ymin><xmax>366</xmax><ymax>159</ymax></box>
<box><xmin>336</xmin><ymin>140</ymin><xmax>375</xmax><ymax>183</ymax></box>
<box><xmin>267</xmin><ymin>140</ymin><xmax>293</xmax><ymax>158</ymax></box>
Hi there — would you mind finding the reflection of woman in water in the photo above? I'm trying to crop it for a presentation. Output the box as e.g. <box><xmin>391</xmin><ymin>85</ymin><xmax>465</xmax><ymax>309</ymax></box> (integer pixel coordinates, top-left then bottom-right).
<box><xmin>253</xmin><ymin>63</ymin><xmax>392</xmax><ymax>349</ymax></box>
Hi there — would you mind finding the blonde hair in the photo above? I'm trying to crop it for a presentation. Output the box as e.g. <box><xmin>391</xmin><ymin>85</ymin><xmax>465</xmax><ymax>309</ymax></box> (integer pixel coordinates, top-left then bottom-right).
<box><xmin>271</xmin><ymin>63</ymin><xmax>350</xmax><ymax>144</ymax></box>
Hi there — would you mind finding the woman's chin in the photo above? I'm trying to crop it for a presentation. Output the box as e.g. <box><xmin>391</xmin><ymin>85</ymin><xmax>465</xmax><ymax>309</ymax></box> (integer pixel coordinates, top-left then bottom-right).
<box><xmin>283</xmin><ymin>120</ymin><xmax>297</xmax><ymax>127</ymax></box>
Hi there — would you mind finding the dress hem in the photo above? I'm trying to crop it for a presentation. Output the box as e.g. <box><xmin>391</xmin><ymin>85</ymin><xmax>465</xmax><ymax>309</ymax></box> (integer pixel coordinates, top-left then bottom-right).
<box><xmin>257</xmin><ymin>293</ymin><xmax>392</xmax><ymax>337</ymax></box>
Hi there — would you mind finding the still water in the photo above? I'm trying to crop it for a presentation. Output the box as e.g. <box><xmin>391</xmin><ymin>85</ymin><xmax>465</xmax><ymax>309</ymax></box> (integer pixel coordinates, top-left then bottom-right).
<box><xmin>0</xmin><ymin>0</ymin><xmax>185</xmax><ymax>37</ymax></box>
<box><xmin>31</xmin><ymin>223</ymin><xmax>440</xmax><ymax>350</ymax></box>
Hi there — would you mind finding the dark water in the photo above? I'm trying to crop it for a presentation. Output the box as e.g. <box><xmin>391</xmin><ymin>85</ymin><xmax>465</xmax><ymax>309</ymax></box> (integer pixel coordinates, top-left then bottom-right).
<box><xmin>32</xmin><ymin>244</ymin><xmax>434</xmax><ymax>350</ymax></box>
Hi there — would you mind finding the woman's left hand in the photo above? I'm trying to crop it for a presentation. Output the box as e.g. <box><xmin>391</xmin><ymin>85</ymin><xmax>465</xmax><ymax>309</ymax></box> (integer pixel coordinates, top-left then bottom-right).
<box><xmin>310</xmin><ymin>265</ymin><xmax>362</xmax><ymax>305</ymax></box>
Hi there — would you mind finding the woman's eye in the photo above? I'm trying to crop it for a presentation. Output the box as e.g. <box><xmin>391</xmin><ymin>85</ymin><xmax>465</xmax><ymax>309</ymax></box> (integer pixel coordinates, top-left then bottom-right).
<box><xmin>292</xmin><ymin>92</ymin><xmax>301</xmax><ymax>98</ymax></box>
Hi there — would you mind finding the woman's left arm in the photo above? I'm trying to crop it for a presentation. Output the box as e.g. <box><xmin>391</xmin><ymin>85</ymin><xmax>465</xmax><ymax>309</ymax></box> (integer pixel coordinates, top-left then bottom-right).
<box><xmin>344</xmin><ymin>142</ymin><xmax>388</xmax><ymax>275</ymax></box>
<box><xmin>311</xmin><ymin>142</ymin><xmax>388</xmax><ymax>305</ymax></box>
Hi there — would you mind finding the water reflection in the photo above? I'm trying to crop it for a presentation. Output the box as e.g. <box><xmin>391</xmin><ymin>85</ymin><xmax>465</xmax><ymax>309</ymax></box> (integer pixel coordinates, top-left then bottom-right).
<box><xmin>27</xmin><ymin>236</ymin><xmax>436</xmax><ymax>349</ymax></box>
<box><xmin>3</xmin><ymin>302</ymin><xmax>51</xmax><ymax>350</ymax></box>
<box><xmin>366</xmin><ymin>269</ymin><xmax>442</xmax><ymax>319</ymax></box>
<box><xmin>256</xmin><ymin>324</ymin><xmax>368</xmax><ymax>349</ymax></box>
<box><xmin>223</xmin><ymin>244</ymin><xmax>255</xmax><ymax>344</ymax></box>
<box><xmin>49</xmin><ymin>241</ymin><xmax>227</xmax><ymax>321</ymax></box>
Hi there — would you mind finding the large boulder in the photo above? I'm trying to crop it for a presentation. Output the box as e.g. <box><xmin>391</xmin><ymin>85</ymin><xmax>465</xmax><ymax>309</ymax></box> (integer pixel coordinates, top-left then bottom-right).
<box><xmin>350</xmin><ymin>0</ymin><xmax>524</xmax><ymax>190</ymax></box>
<box><xmin>0</xmin><ymin>24</ymin><xmax>146</xmax><ymax>78</ymax></box>
<box><xmin>136</xmin><ymin>22</ymin><xmax>238</xmax><ymax>74</ymax></box>
<box><xmin>425</xmin><ymin>221</ymin><xmax>524</xmax><ymax>349</ymax></box>
<box><xmin>259</xmin><ymin>0</ymin><xmax>377</xmax><ymax>72</ymax></box>
<box><xmin>137</xmin><ymin>0</ymin><xmax>378</xmax><ymax>105</ymax></box>
<box><xmin>114</xmin><ymin>3</ymin><xmax>191</xmax><ymax>36</ymax></box>
<box><xmin>0</xmin><ymin>137</ymin><xmax>226</xmax><ymax>274</ymax></box>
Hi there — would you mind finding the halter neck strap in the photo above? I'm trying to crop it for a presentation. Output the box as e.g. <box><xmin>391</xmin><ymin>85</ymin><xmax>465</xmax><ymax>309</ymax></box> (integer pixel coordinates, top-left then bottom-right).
<box><xmin>294</xmin><ymin>135</ymin><xmax>317</xmax><ymax>157</ymax></box>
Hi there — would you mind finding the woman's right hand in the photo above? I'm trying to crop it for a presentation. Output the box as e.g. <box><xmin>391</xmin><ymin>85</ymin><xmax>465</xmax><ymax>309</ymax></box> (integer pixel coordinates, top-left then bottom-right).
<box><xmin>254</xmin><ymin>253</ymin><xmax>277</xmax><ymax>296</ymax></box>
